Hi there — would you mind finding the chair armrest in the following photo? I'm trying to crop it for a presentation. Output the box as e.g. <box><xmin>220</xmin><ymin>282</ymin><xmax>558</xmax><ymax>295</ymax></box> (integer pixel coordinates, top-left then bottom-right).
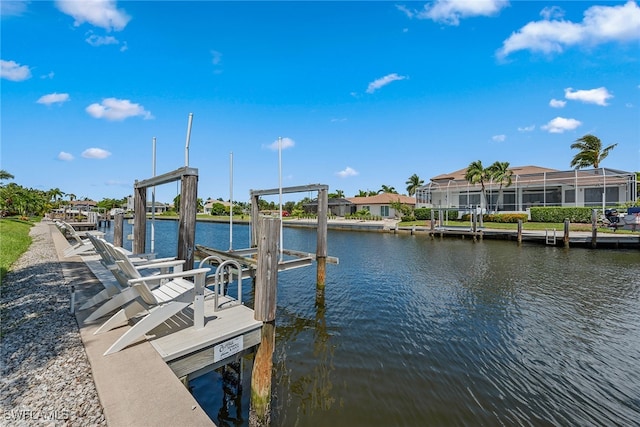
<box><xmin>128</xmin><ymin>267</ymin><xmax>211</xmax><ymax>284</ymax></box>
<box><xmin>134</xmin><ymin>260</ymin><xmax>186</xmax><ymax>270</ymax></box>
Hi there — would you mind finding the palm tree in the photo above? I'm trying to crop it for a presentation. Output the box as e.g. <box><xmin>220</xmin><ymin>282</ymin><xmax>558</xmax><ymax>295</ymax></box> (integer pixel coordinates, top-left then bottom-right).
<box><xmin>488</xmin><ymin>161</ymin><xmax>513</xmax><ymax>211</ymax></box>
<box><xmin>355</xmin><ymin>190</ymin><xmax>368</xmax><ymax>197</ymax></box>
<box><xmin>0</xmin><ymin>169</ymin><xmax>14</xmax><ymax>182</ymax></box>
<box><xmin>405</xmin><ymin>174</ymin><xmax>424</xmax><ymax>197</ymax></box>
<box><xmin>378</xmin><ymin>185</ymin><xmax>397</xmax><ymax>194</ymax></box>
<box><xmin>570</xmin><ymin>134</ymin><xmax>617</xmax><ymax>169</ymax></box>
<box><xmin>465</xmin><ymin>160</ymin><xmax>489</xmax><ymax>209</ymax></box>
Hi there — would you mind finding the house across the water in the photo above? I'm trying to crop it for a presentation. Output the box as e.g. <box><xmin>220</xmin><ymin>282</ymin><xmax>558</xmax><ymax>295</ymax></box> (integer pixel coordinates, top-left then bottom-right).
<box><xmin>415</xmin><ymin>165</ymin><xmax>637</xmax><ymax>212</ymax></box>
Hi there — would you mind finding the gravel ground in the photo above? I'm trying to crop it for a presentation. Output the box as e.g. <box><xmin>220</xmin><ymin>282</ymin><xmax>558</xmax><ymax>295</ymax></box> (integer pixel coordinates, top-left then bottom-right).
<box><xmin>1</xmin><ymin>221</ymin><xmax>105</xmax><ymax>426</ymax></box>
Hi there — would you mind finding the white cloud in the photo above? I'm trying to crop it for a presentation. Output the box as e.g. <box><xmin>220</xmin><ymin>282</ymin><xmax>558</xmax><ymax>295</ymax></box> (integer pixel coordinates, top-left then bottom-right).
<box><xmin>498</xmin><ymin>1</ymin><xmax>640</xmax><ymax>58</ymax></box>
<box><xmin>413</xmin><ymin>0</ymin><xmax>509</xmax><ymax>26</ymax></box>
<box><xmin>55</xmin><ymin>0</ymin><xmax>131</xmax><ymax>31</ymax></box>
<box><xmin>0</xmin><ymin>59</ymin><xmax>31</xmax><ymax>81</ymax></box>
<box><xmin>86</xmin><ymin>34</ymin><xmax>119</xmax><ymax>47</ymax></box>
<box><xmin>86</xmin><ymin>98</ymin><xmax>153</xmax><ymax>121</ymax></box>
<box><xmin>540</xmin><ymin>6</ymin><xmax>565</xmax><ymax>20</ymax></box>
<box><xmin>337</xmin><ymin>167</ymin><xmax>358</xmax><ymax>178</ymax></box>
<box><xmin>211</xmin><ymin>50</ymin><xmax>222</xmax><ymax>65</ymax></box>
<box><xmin>564</xmin><ymin>87</ymin><xmax>613</xmax><ymax>106</ymax></box>
<box><xmin>37</xmin><ymin>92</ymin><xmax>70</xmax><ymax>105</ymax></box>
<box><xmin>40</xmin><ymin>71</ymin><xmax>55</xmax><ymax>79</ymax></box>
<box><xmin>492</xmin><ymin>134</ymin><xmax>506</xmax><ymax>142</ymax></box>
<box><xmin>330</xmin><ymin>118</ymin><xmax>347</xmax><ymax>123</ymax></box>
<box><xmin>1</xmin><ymin>0</ymin><xmax>29</xmax><ymax>16</ymax></box>
<box><xmin>82</xmin><ymin>148</ymin><xmax>111</xmax><ymax>159</ymax></box>
<box><xmin>267</xmin><ymin>137</ymin><xmax>295</xmax><ymax>151</ymax></box>
<box><xmin>366</xmin><ymin>73</ymin><xmax>407</xmax><ymax>94</ymax></box>
<box><xmin>396</xmin><ymin>4</ymin><xmax>414</xmax><ymax>18</ymax></box>
<box><xmin>549</xmin><ymin>98</ymin><xmax>566</xmax><ymax>108</ymax></box>
<box><xmin>517</xmin><ymin>125</ymin><xmax>535</xmax><ymax>132</ymax></box>
<box><xmin>542</xmin><ymin>117</ymin><xmax>582</xmax><ymax>133</ymax></box>
<box><xmin>57</xmin><ymin>152</ymin><xmax>74</xmax><ymax>161</ymax></box>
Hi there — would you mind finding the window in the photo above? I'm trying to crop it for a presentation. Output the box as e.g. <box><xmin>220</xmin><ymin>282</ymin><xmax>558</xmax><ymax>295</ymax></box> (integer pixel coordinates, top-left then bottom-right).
<box><xmin>458</xmin><ymin>193</ymin><xmax>481</xmax><ymax>206</ymax></box>
<box><xmin>380</xmin><ymin>205</ymin><xmax>390</xmax><ymax>217</ymax></box>
<box><xmin>584</xmin><ymin>187</ymin><xmax>619</xmax><ymax>206</ymax></box>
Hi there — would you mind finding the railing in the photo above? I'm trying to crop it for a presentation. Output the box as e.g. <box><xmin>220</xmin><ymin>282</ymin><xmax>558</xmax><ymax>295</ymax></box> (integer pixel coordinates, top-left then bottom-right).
<box><xmin>199</xmin><ymin>256</ymin><xmax>244</xmax><ymax>312</ymax></box>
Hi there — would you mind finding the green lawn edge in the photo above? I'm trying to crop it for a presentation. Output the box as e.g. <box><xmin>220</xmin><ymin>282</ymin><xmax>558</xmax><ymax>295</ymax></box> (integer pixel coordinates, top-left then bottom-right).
<box><xmin>0</xmin><ymin>217</ymin><xmax>36</xmax><ymax>283</ymax></box>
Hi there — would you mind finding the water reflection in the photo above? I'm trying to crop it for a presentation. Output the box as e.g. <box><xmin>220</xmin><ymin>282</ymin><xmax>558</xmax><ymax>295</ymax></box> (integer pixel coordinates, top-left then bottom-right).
<box><xmin>272</xmin><ymin>292</ymin><xmax>338</xmax><ymax>425</ymax></box>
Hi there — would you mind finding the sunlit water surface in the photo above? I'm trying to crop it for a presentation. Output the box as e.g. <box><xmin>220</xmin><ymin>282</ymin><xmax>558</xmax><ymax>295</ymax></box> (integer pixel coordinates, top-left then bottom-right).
<box><xmin>102</xmin><ymin>220</ymin><xmax>640</xmax><ymax>426</ymax></box>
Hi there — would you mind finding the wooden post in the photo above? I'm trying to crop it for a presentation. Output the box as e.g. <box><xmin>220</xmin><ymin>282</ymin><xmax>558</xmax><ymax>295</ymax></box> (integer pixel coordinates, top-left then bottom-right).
<box><xmin>250</xmin><ymin>217</ymin><xmax>279</xmax><ymax>427</ymax></box>
<box><xmin>563</xmin><ymin>219</ymin><xmax>570</xmax><ymax>248</ymax></box>
<box><xmin>178</xmin><ymin>174</ymin><xmax>198</xmax><ymax>270</ymax></box>
<box><xmin>429</xmin><ymin>209</ymin><xmax>435</xmax><ymax>238</ymax></box>
<box><xmin>591</xmin><ymin>209</ymin><xmax>598</xmax><ymax>249</ymax></box>
<box><xmin>316</xmin><ymin>188</ymin><xmax>328</xmax><ymax>291</ymax></box>
<box><xmin>250</xmin><ymin>322</ymin><xmax>275</xmax><ymax>427</ymax></box>
<box><xmin>254</xmin><ymin>217</ymin><xmax>279</xmax><ymax>322</ymax></box>
<box><xmin>250</xmin><ymin>194</ymin><xmax>260</xmax><ymax>248</ymax></box>
<box><xmin>133</xmin><ymin>184</ymin><xmax>146</xmax><ymax>254</ymax></box>
<box><xmin>517</xmin><ymin>219</ymin><xmax>522</xmax><ymax>245</ymax></box>
<box><xmin>113</xmin><ymin>213</ymin><xmax>124</xmax><ymax>247</ymax></box>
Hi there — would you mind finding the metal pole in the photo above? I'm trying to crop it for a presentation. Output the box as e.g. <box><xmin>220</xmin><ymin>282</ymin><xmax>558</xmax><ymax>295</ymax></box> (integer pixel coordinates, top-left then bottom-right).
<box><xmin>151</xmin><ymin>137</ymin><xmax>156</xmax><ymax>253</ymax></box>
<box><xmin>229</xmin><ymin>152</ymin><xmax>233</xmax><ymax>251</ymax></box>
<box><xmin>278</xmin><ymin>137</ymin><xmax>283</xmax><ymax>261</ymax></box>
<box><xmin>184</xmin><ymin>112</ymin><xmax>193</xmax><ymax>167</ymax></box>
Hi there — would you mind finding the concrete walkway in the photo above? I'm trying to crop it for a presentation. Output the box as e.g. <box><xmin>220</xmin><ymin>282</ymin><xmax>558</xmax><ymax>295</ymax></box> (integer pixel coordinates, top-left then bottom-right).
<box><xmin>50</xmin><ymin>224</ymin><xmax>215</xmax><ymax>427</ymax></box>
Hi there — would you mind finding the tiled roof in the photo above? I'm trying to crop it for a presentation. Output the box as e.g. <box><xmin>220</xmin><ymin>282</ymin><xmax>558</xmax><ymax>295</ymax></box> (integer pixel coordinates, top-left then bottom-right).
<box><xmin>346</xmin><ymin>193</ymin><xmax>415</xmax><ymax>205</ymax></box>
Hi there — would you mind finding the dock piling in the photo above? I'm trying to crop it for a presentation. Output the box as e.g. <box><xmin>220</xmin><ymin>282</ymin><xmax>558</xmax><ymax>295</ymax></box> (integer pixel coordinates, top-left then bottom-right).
<box><xmin>114</xmin><ymin>213</ymin><xmax>124</xmax><ymax>248</ymax></box>
<box><xmin>591</xmin><ymin>209</ymin><xmax>598</xmax><ymax>249</ymax></box>
<box><xmin>517</xmin><ymin>219</ymin><xmax>522</xmax><ymax>245</ymax></box>
<box><xmin>250</xmin><ymin>217</ymin><xmax>279</xmax><ymax>426</ymax></box>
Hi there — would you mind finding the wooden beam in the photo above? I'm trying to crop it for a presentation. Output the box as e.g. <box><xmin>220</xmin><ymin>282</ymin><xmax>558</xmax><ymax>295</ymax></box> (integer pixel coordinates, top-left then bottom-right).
<box><xmin>134</xmin><ymin>166</ymin><xmax>198</xmax><ymax>189</ymax></box>
<box><xmin>250</xmin><ymin>184</ymin><xmax>328</xmax><ymax>197</ymax></box>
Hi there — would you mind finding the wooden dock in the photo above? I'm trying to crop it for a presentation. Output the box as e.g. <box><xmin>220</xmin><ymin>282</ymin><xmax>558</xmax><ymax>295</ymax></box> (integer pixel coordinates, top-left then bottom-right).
<box><xmin>81</xmin><ymin>254</ymin><xmax>263</xmax><ymax>381</ymax></box>
<box><xmin>394</xmin><ymin>225</ymin><xmax>640</xmax><ymax>249</ymax></box>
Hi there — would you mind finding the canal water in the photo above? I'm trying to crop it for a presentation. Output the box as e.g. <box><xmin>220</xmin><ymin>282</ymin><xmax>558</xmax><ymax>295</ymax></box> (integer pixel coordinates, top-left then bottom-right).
<box><xmin>102</xmin><ymin>220</ymin><xmax>640</xmax><ymax>426</ymax></box>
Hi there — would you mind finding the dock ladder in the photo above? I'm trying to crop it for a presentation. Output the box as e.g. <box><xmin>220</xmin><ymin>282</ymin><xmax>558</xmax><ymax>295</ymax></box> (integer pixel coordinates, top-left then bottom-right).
<box><xmin>545</xmin><ymin>228</ymin><xmax>557</xmax><ymax>245</ymax></box>
<box><xmin>199</xmin><ymin>256</ymin><xmax>244</xmax><ymax>312</ymax></box>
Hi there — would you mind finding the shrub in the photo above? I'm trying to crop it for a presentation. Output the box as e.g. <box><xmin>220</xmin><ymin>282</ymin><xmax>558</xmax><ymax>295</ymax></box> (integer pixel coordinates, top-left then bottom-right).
<box><xmin>414</xmin><ymin>208</ymin><xmax>458</xmax><ymax>221</ymax></box>
<box><xmin>483</xmin><ymin>213</ymin><xmax>528</xmax><ymax>223</ymax></box>
<box><xmin>530</xmin><ymin>207</ymin><xmax>593</xmax><ymax>223</ymax></box>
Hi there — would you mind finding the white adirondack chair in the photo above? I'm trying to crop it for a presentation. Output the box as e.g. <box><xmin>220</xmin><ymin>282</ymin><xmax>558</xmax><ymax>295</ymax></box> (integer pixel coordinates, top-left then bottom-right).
<box><xmin>100</xmin><ymin>261</ymin><xmax>211</xmax><ymax>355</ymax></box>
<box><xmin>83</xmin><ymin>241</ymin><xmax>185</xmax><ymax>321</ymax></box>
<box><xmin>58</xmin><ymin>221</ymin><xmax>104</xmax><ymax>257</ymax></box>
<box><xmin>79</xmin><ymin>236</ymin><xmax>184</xmax><ymax>311</ymax></box>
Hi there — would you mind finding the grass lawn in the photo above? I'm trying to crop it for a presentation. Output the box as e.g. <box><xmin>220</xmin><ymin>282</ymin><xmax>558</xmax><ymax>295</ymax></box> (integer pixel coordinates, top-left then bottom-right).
<box><xmin>0</xmin><ymin>217</ymin><xmax>35</xmax><ymax>282</ymax></box>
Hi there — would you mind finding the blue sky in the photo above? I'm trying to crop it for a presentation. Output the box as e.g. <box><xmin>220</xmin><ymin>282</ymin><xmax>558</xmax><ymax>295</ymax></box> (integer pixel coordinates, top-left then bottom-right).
<box><xmin>2</xmin><ymin>0</ymin><xmax>639</xmax><ymax>204</ymax></box>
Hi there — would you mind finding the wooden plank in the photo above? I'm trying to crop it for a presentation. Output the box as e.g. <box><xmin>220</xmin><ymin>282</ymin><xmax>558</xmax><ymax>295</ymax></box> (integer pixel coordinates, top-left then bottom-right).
<box><xmin>149</xmin><ymin>299</ymin><xmax>262</xmax><ymax>361</ymax></box>
<box><xmin>168</xmin><ymin>328</ymin><xmax>261</xmax><ymax>378</ymax></box>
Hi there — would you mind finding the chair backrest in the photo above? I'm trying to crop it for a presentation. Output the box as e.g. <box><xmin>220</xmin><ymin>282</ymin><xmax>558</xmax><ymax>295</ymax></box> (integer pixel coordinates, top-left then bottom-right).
<box><xmin>115</xmin><ymin>260</ymin><xmax>158</xmax><ymax>305</ymax></box>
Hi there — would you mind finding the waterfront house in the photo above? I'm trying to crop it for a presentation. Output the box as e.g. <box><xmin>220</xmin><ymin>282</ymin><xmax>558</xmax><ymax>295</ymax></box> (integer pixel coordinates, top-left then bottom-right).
<box><xmin>346</xmin><ymin>193</ymin><xmax>416</xmax><ymax>219</ymax></box>
<box><xmin>203</xmin><ymin>199</ymin><xmax>232</xmax><ymax>215</ymax></box>
<box><xmin>415</xmin><ymin>165</ymin><xmax>637</xmax><ymax>213</ymax></box>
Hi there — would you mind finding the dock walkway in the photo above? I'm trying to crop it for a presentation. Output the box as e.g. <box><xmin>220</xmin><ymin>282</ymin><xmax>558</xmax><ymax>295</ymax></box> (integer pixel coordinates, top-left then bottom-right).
<box><xmin>51</xmin><ymin>224</ymin><xmax>246</xmax><ymax>426</ymax></box>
